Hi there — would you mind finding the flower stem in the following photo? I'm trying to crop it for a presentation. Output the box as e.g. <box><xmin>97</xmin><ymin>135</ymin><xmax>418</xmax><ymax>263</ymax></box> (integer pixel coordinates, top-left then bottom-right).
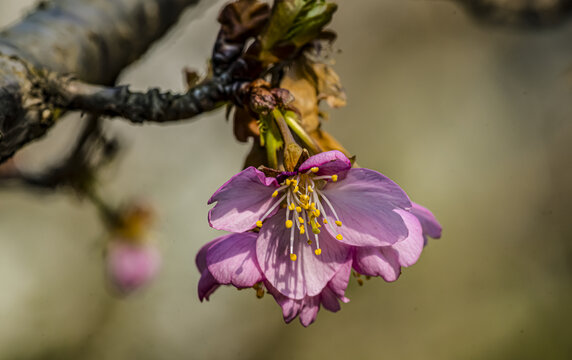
<box><xmin>273</xmin><ymin>108</ymin><xmax>302</xmax><ymax>172</ymax></box>
<box><xmin>283</xmin><ymin>110</ymin><xmax>322</xmax><ymax>154</ymax></box>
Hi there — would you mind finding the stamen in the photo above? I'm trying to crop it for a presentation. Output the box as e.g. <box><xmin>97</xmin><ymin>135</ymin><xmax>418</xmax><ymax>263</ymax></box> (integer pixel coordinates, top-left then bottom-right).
<box><xmin>314</xmin><ymin>232</ymin><xmax>321</xmax><ymax>255</ymax></box>
<box><xmin>316</xmin><ymin>189</ymin><xmax>342</xmax><ymax>225</ymax></box>
<box><xmin>256</xmin><ymin>221</ymin><xmax>263</xmax><ymax>228</ymax></box>
<box><xmin>336</xmin><ymin>234</ymin><xmax>343</xmax><ymax>240</ymax></box>
<box><xmin>285</xmin><ymin>220</ymin><xmax>293</xmax><ymax>228</ymax></box>
<box><xmin>323</xmin><ymin>218</ymin><xmax>328</xmax><ymax>224</ymax></box>
<box><xmin>272</xmin><ymin>190</ymin><xmax>279</xmax><ymax>198</ymax></box>
<box><xmin>295</xmin><ymin>206</ymin><xmax>302</xmax><ymax>213</ymax></box>
<box><xmin>290</xmin><ymin>253</ymin><xmax>297</xmax><ymax>261</ymax></box>
<box><xmin>293</xmin><ymin>186</ymin><xmax>299</xmax><ymax>193</ymax></box>
<box><xmin>258</xmin><ymin>193</ymin><xmax>287</xmax><ymax>223</ymax></box>
<box><xmin>331</xmin><ymin>174</ymin><xmax>338</xmax><ymax>182</ymax></box>
<box><xmin>299</xmin><ymin>225</ymin><xmax>305</xmax><ymax>235</ymax></box>
<box><xmin>288</xmin><ymin>203</ymin><xmax>295</xmax><ymax>211</ymax></box>
<box><xmin>301</xmin><ymin>211</ymin><xmax>311</xmax><ymax>243</ymax></box>
<box><xmin>311</xmin><ymin>167</ymin><xmax>319</xmax><ymax>173</ymax></box>
<box><xmin>298</xmin><ymin>216</ymin><xmax>304</xmax><ymax>224</ymax></box>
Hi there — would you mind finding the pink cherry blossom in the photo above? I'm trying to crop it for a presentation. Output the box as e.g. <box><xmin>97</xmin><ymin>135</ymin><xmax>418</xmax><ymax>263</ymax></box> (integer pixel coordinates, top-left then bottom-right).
<box><xmin>107</xmin><ymin>241</ymin><xmax>161</xmax><ymax>294</ymax></box>
<box><xmin>199</xmin><ymin>150</ymin><xmax>441</xmax><ymax>325</ymax></box>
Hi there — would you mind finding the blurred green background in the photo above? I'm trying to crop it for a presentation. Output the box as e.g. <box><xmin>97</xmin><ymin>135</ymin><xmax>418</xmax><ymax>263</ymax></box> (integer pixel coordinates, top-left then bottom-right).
<box><xmin>1</xmin><ymin>0</ymin><xmax>571</xmax><ymax>359</ymax></box>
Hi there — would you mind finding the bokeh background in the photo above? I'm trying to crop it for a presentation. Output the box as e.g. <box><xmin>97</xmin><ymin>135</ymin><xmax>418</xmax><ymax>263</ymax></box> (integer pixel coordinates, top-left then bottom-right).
<box><xmin>1</xmin><ymin>0</ymin><xmax>571</xmax><ymax>359</ymax></box>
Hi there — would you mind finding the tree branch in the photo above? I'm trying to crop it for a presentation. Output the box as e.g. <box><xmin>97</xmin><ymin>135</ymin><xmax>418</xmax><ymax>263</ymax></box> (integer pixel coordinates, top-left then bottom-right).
<box><xmin>0</xmin><ymin>0</ymin><xmax>202</xmax><ymax>84</ymax></box>
<box><xmin>0</xmin><ymin>0</ymin><xmax>206</xmax><ymax>163</ymax></box>
<box><xmin>455</xmin><ymin>0</ymin><xmax>572</xmax><ymax>28</ymax></box>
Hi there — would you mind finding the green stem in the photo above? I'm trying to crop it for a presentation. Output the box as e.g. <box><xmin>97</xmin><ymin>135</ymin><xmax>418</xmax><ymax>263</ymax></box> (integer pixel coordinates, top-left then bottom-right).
<box><xmin>283</xmin><ymin>110</ymin><xmax>322</xmax><ymax>154</ymax></box>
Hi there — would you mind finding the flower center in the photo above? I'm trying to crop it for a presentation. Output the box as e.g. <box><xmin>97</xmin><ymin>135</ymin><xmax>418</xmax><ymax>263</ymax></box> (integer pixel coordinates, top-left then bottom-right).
<box><xmin>256</xmin><ymin>166</ymin><xmax>343</xmax><ymax>261</ymax></box>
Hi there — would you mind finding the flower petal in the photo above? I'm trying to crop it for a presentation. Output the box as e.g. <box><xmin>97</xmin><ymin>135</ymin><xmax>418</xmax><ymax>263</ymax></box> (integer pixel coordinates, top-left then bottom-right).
<box><xmin>298</xmin><ymin>150</ymin><xmax>351</xmax><ymax>175</ymax></box>
<box><xmin>411</xmin><ymin>202</ymin><xmax>442</xmax><ymax>242</ymax></box>
<box><xmin>206</xmin><ymin>232</ymin><xmax>263</xmax><ymax>288</ymax></box>
<box><xmin>353</xmin><ymin>246</ymin><xmax>401</xmax><ymax>282</ymax></box>
<box><xmin>299</xmin><ymin>296</ymin><xmax>320</xmax><ymax>327</ymax></box>
<box><xmin>196</xmin><ymin>237</ymin><xmax>223</xmax><ymax>273</ymax></box>
<box><xmin>198</xmin><ymin>270</ymin><xmax>220</xmax><ymax>301</ymax></box>
<box><xmin>208</xmin><ymin>167</ymin><xmax>279</xmax><ymax>232</ymax></box>
<box><xmin>321</xmin><ymin>168</ymin><xmax>411</xmax><ymax>247</ymax></box>
<box><xmin>326</xmin><ymin>255</ymin><xmax>352</xmax><ymax>301</ymax></box>
<box><xmin>320</xmin><ymin>287</ymin><xmax>341</xmax><ymax>312</ymax></box>
<box><xmin>265</xmin><ymin>281</ymin><xmax>302</xmax><ymax>323</ymax></box>
<box><xmin>256</xmin><ymin>210</ymin><xmax>351</xmax><ymax>300</ymax></box>
<box><xmin>392</xmin><ymin>210</ymin><xmax>425</xmax><ymax>267</ymax></box>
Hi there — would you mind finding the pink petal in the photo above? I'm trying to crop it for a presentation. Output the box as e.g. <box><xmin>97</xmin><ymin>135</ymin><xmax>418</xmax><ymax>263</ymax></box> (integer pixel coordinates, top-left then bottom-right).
<box><xmin>326</xmin><ymin>255</ymin><xmax>352</xmax><ymax>301</ymax></box>
<box><xmin>411</xmin><ymin>202</ymin><xmax>442</xmax><ymax>241</ymax></box>
<box><xmin>353</xmin><ymin>246</ymin><xmax>401</xmax><ymax>282</ymax></box>
<box><xmin>265</xmin><ymin>281</ymin><xmax>302</xmax><ymax>323</ymax></box>
<box><xmin>320</xmin><ymin>287</ymin><xmax>341</xmax><ymax>312</ymax></box>
<box><xmin>206</xmin><ymin>232</ymin><xmax>263</xmax><ymax>288</ymax></box>
<box><xmin>208</xmin><ymin>167</ymin><xmax>279</xmax><ymax>232</ymax></box>
<box><xmin>198</xmin><ymin>270</ymin><xmax>220</xmax><ymax>301</ymax></box>
<box><xmin>298</xmin><ymin>150</ymin><xmax>351</xmax><ymax>175</ymax></box>
<box><xmin>321</xmin><ymin>168</ymin><xmax>411</xmax><ymax>247</ymax></box>
<box><xmin>256</xmin><ymin>211</ymin><xmax>351</xmax><ymax>300</ymax></box>
<box><xmin>299</xmin><ymin>296</ymin><xmax>320</xmax><ymax>327</ymax></box>
<box><xmin>392</xmin><ymin>210</ymin><xmax>425</xmax><ymax>267</ymax></box>
<box><xmin>196</xmin><ymin>237</ymin><xmax>223</xmax><ymax>273</ymax></box>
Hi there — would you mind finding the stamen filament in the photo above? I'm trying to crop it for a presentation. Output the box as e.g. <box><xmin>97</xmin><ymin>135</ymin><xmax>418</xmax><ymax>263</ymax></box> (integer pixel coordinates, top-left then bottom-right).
<box><xmin>258</xmin><ymin>193</ymin><xmax>287</xmax><ymax>223</ymax></box>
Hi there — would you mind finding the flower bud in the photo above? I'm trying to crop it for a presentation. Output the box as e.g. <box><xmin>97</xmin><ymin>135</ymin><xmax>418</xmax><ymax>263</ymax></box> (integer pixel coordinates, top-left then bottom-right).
<box><xmin>106</xmin><ymin>241</ymin><xmax>161</xmax><ymax>295</ymax></box>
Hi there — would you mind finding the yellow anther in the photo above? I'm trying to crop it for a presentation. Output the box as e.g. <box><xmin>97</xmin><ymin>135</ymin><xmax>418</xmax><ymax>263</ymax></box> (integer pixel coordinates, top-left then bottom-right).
<box><xmin>302</xmin><ymin>204</ymin><xmax>310</xmax><ymax>210</ymax></box>
<box><xmin>295</xmin><ymin>206</ymin><xmax>302</xmax><ymax>213</ymax></box>
<box><xmin>331</xmin><ymin>174</ymin><xmax>338</xmax><ymax>182</ymax></box>
<box><xmin>308</xmin><ymin>186</ymin><xmax>314</xmax><ymax>193</ymax></box>
<box><xmin>314</xmin><ymin>248</ymin><xmax>322</xmax><ymax>256</ymax></box>
<box><xmin>313</xmin><ymin>209</ymin><xmax>321</xmax><ymax>217</ymax></box>
<box><xmin>298</xmin><ymin>217</ymin><xmax>304</xmax><ymax>224</ymax></box>
<box><xmin>272</xmin><ymin>190</ymin><xmax>279</xmax><ymax>198</ymax></box>
<box><xmin>256</xmin><ymin>288</ymin><xmax>265</xmax><ymax>298</ymax></box>
<box><xmin>310</xmin><ymin>202</ymin><xmax>316</xmax><ymax>210</ymax></box>
<box><xmin>336</xmin><ymin>234</ymin><xmax>343</xmax><ymax>241</ymax></box>
<box><xmin>335</xmin><ymin>220</ymin><xmax>342</xmax><ymax>227</ymax></box>
<box><xmin>290</xmin><ymin>253</ymin><xmax>297</xmax><ymax>261</ymax></box>
<box><xmin>288</xmin><ymin>203</ymin><xmax>295</xmax><ymax>211</ymax></box>
<box><xmin>300</xmin><ymin>228</ymin><xmax>305</xmax><ymax>235</ymax></box>
<box><xmin>323</xmin><ymin>218</ymin><xmax>328</xmax><ymax>224</ymax></box>
<box><xmin>307</xmin><ymin>240</ymin><xmax>312</xmax><ymax>245</ymax></box>
<box><xmin>291</xmin><ymin>179</ymin><xmax>298</xmax><ymax>186</ymax></box>
<box><xmin>300</xmin><ymin>194</ymin><xmax>309</xmax><ymax>202</ymax></box>
<box><xmin>311</xmin><ymin>167</ymin><xmax>319</xmax><ymax>173</ymax></box>
<box><xmin>317</xmin><ymin>223</ymin><xmax>322</xmax><ymax>228</ymax></box>
<box><xmin>256</xmin><ymin>221</ymin><xmax>263</xmax><ymax>228</ymax></box>
<box><xmin>285</xmin><ymin>220</ymin><xmax>293</xmax><ymax>229</ymax></box>
<box><xmin>286</xmin><ymin>179</ymin><xmax>292</xmax><ymax>186</ymax></box>
<box><xmin>293</xmin><ymin>186</ymin><xmax>299</xmax><ymax>193</ymax></box>
<box><xmin>312</xmin><ymin>228</ymin><xmax>321</xmax><ymax>235</ymax></box>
